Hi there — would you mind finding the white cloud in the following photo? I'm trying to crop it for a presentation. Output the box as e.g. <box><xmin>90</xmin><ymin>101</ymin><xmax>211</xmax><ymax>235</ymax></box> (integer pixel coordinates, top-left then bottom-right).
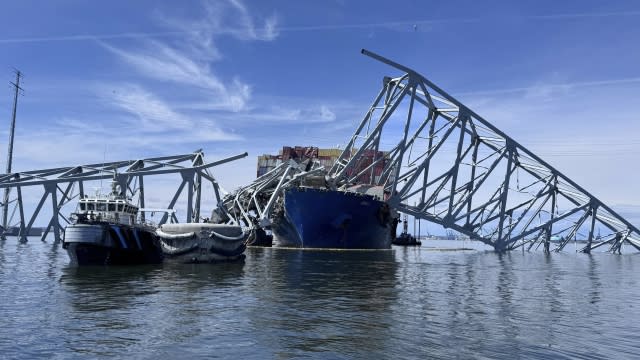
<box><xmin>102</xmin><ymin>0</ymin><xmax>279</xmax><ymax>113</ymax></box>
<box><xmin>457</xmin><ymin>76</ymin><xmax>640</xmax><ymax>98</ymax></box>
<box><xmin>101</xmin><ymin>40</ymin><xmax>251</xmax><ymax>112</ymax></box>
<box><xmin>155</xmin><ymin>0</ymin><xmax>279</xmax><ymax>43</ymax></box>
<box><xmin>2</xmin><ymin>0</ymin><xmax>346</xmax><ymax>180</ymax></box>
<box><xmin>104</xmin><ymin>84</ymin><xmax>192</xmax><ymax>131</ymax></box>
<box><xmin>263</xmin><ymin>14</ymin><xmax>280</xmax><ymax>40</ymax></box>
<box><xmin>219</xmin><ymin>0</ymin><xmax>280</xmax><ymax>41</ymax></box>
<box><xmin>102</xmin><ymin>40</ymin><xmax>220</xmax><ymax>88</ymax></box>
<box><xmin>320</xmin><ymin>105</ymin><xmax>336</xmax><ymax>122</ymax></box>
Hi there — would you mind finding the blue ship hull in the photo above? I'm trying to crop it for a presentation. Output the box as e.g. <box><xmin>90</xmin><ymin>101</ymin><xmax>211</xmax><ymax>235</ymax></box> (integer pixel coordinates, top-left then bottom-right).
<box><xmin>272</xmin><ymin>187</ymin><xmax>393</xmax><ymax>249</ymax></box>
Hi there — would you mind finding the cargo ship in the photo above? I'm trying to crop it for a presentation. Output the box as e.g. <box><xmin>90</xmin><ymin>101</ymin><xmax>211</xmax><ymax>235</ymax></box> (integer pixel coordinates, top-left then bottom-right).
<box><xmin>62</xmin><ymin>178</ymin><xmax>163</xmax><ymax>265</ymax></box>
<box><xmin>271</xmin><ymin>186</ymin><xmax>394</xmax><ymax>249</ymax></box>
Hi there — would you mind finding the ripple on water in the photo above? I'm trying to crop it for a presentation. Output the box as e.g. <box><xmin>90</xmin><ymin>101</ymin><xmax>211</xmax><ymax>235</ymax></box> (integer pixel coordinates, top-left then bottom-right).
<box><xmin>0</xmin><ymin>241</ymin><xmax>640</xmax><ymax>359</ymax></box>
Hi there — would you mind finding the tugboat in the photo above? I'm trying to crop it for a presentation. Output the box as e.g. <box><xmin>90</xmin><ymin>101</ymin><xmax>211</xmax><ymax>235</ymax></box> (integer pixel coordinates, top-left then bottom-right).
<box><xmin>62</xmin><ymin>176</ymin><xmax>163</xmax><ymax>265</ymax></box>
<box><xmin>392</xmin><ymin>214</ymin><xmax>421</xmax><ymax>246</ymax></box>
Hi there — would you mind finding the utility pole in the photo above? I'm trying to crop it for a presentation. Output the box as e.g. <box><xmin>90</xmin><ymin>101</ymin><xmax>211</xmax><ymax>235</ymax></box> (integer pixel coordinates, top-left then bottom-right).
<box><xmin>2</xmin><ymin>70</ymin><xmax>23</xmax><ymax>233</ymax></box>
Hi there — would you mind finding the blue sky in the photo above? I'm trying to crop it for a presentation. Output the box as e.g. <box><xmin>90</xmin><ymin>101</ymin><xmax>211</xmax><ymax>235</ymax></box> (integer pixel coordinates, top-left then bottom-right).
<box><xmin>0</xmin><ymin>0</ymin><xmax>639</xmax><ymax>221</ymax></box>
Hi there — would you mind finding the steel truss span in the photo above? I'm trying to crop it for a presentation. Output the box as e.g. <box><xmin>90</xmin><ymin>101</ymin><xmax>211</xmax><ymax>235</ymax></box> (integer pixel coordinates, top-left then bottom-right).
<box><xmin>0</xmin><ymin>150</ymin><xmax>246</xmax><ymax>243</ymax></box>
<box><xmin>328</xmin><ymin>49</ymin><xmax>640</xmax><ymax>253</ymax></box>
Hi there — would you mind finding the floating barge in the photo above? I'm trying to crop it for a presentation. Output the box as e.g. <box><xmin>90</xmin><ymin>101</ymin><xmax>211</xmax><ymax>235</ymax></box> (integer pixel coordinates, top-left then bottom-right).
<box><xmin>156</xmin><ymin>223</ymin><xmax>247</xmax><ymax>263</ymax></box>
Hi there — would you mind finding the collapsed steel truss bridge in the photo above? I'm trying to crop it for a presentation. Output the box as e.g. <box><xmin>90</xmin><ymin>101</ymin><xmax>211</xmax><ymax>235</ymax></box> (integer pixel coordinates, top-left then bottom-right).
<box><xmin>220</xmin><ymin>49</ymin><xmax>640</xmax><ymax>253</ymax></box>
<box><xmin>0</xmin><ymin>150</ymin><xmax>246</xmax><ymax>243</ymax></box>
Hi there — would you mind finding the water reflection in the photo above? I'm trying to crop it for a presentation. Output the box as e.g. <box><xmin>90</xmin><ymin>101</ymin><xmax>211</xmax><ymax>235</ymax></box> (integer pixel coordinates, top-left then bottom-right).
<box><xmin>158</xmin><ymin>259</ymin><xmax>247</xmax><ymax>290</ymax></box>
<box><xmin>2</xmin><ymin>240</ymin><xmax>640</xmax><ymax>358</ymax></box>
<box><xmin>57</xmin><ymin>259</ymin><xmax>249</xmax><ymax>356</ymax></box>
<box><xmin>586</xmin><ymin>254</ymin><xmax>601</xmax><ymax>305</ymax></box>
<box><xmin>245</xmin><ymin>248</ymin><xmax>398</xmax><ymax>357</ymax></box>
<box><xmin>60</xmin><ymin>265</ymin><xmax>162</xmax><ymax>310</ymax></box>
<box><xmin>0</xmin><ymin>238</ymin><xmax>6</xmax><ymax>276</ymax></box>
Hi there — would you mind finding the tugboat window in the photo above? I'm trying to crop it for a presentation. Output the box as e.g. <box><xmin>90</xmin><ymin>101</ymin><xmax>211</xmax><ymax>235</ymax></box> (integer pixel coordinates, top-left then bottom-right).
<box><xmin>97</xmin><ymin>202</ymin><xmax>107</xmax><ymax>211</ymax></box>
<box><xmin>87</xmin><ymin>203</ymin><xmax>95</xmax><ymax>211</ymax></box>
<box><xmin>108</xmin><ymin>204</ymin><xmax>116</xmax><ymax>211</ymax></box>
<box><xmin>117</xmin><ymin>204</ymin><xmax>123</xmax><ymax>212</ymax></box>
<box><xmin>79</xmin><ymin>203</ymin><xmax>86</xmax><ymax>211</ymax></box>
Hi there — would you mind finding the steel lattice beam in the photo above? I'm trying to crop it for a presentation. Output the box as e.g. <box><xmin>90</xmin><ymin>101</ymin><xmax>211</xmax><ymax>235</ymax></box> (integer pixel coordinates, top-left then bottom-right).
<box><xmin>0</xmin><ymin>150</ymin><xmax>246</xmax><ymax>243</ymax></box>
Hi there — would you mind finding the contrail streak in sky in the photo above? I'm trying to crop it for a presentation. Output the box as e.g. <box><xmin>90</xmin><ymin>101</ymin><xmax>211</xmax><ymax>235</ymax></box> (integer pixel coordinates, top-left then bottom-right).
<box><xmin>1</xmin><ymin>11</ymin><xmax>639</xmax><ymax>44</ymax></box>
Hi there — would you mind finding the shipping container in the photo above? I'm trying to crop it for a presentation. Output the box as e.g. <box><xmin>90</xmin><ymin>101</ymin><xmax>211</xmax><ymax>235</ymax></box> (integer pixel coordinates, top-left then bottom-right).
<box><xmin>256</xmin><ymin>145</ymin><xmax>388</xmax><ymax>183</ymax></box>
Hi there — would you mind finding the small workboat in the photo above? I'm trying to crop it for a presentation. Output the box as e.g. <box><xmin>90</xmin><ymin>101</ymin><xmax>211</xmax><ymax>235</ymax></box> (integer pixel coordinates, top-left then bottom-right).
<box><xmin>392</xmin><ymin>214</ymin><xmax>421</xmax><ymax>246</ymax></box>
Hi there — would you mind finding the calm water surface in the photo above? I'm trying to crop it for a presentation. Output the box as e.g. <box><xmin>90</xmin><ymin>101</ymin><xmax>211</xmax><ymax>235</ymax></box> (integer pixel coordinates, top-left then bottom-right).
<box><xmin>1</xmin><ymin>239</ymin><xmax>639</xmax><ymax>359</ymax></box>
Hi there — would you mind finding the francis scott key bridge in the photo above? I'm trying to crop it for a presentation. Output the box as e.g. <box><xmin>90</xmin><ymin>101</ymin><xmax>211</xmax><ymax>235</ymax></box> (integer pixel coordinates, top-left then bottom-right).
<box><xmin>220</xmin><ymin>49</ymin><xmax>640</xmax><ymax>253</ymax></box>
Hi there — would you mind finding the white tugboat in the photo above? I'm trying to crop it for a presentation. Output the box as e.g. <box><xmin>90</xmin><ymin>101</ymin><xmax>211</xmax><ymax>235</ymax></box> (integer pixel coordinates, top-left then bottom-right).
<box><xmin>62</xmin><ymin>177</ymin><xmax>163</xmax><ymax>265</ymax></box>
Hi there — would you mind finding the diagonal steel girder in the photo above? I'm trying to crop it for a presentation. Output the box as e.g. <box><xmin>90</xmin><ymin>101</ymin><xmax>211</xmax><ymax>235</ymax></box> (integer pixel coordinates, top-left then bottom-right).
<box><xmin>326</xmin><ymin>49</ymin><xmax>640</xmax><ymax>253</ymax></box>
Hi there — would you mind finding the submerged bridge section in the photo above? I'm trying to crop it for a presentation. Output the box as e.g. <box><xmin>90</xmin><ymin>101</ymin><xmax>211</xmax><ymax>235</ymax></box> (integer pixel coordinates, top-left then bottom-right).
<box><xmin>328</xmin><ymin>49</ymin><xmax>640</xmax><ymax>253</ymax></box>
<box><xmin>0</xmin><ymin>150</ymin><xmax>246</xmax><ymax>243</ymax></box>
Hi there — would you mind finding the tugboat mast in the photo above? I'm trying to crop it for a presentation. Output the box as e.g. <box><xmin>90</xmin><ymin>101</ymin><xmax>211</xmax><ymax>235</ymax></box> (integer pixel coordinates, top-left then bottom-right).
<box><xmin>2</xmin><ymin>70</ymin><xmax>23</xmax><ymax>232</ymax></box>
